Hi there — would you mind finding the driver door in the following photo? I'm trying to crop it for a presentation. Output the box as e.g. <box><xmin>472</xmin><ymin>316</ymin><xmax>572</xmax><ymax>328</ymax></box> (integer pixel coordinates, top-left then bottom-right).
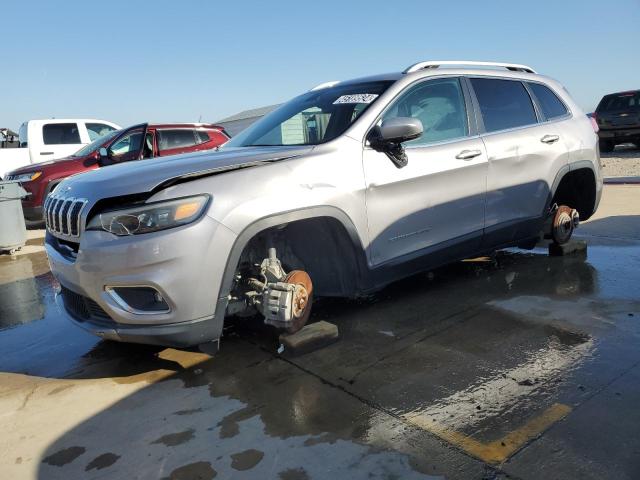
<box><xmin>363</xmin><ymin>77</ymin><xmax>488</xmax><ymax>266</ymax></box>
<box><xmin>105</xmin><ymin>125</ymin><xmax>152</xmax><ymax>165</ymax></box>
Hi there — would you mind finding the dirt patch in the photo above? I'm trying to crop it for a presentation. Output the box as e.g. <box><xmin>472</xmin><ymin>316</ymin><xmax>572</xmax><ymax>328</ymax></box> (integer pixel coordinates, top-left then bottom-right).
<box><xmin>279</xmin><ymin>467</ymin><xmax>310</xmax><ymax>480</ymax></box>
<box><xmin>42</xmin><ymin>446</ymin><xmax>86</xmax><ymax>467</ymax></box>
<box><xmin>230</xmin><ymin>449</ymin><xmax>264</xmax><ymax>471</ymax></box>
<box><xmin>85</xmin><ymin>452</ymin><xmax>120</xmax><ymax>471</ymax></box>
<box><xmin>163</xmin><ymin>461</ymin><xmax>217</xmax><ymax>480</ymax></box>
<box><xmin>151</xmin><ymin>429</ymin><xmax>195</xmax><ymax>447</ymax></box>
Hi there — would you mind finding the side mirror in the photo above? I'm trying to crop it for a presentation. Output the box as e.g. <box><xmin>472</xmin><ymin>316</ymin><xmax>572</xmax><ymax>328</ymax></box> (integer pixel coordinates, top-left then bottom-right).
<box><xmin>97</xmin><ymin>147</ymin><xmax>110</xmax><ymax>166</ymax></box>
<box><xmin>369</xmin><ymin>117</ymin><xmax>423</xmax><ymax>169</ymax></box>
<box><xmin>377</xmin><ymin>117</ymin><xmax>423</xmax><ymax>144</ymax></box>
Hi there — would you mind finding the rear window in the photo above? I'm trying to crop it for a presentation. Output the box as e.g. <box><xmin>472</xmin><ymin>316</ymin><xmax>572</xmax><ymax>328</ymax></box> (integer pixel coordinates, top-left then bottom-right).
<box><xmin>42</xmin><ymin>123</ymin><xmax>81</xmax><ymax>145</ymax></box>
<box><xmin>527</xmin><ymin>83</ymin><xmax>568</xmax><ymax>120</ymax></box>
<box><xmin>597</xmin><ymin>92</ymin><xmax>640</xmax><ymax>112</ymax></box>
<box><xmin>196</xmin><ymin>130</ymin><xmax>210</xmax><ymax>143</ymax></box>
<box><xmin>470</xmin><ymin>78</ymin><xmax>538</xmax><ymax>133</ymax></box>
<box><xmin>157</xmin><ymin>129</ymin><xmax>197</xmax><ymax>151</ymax></box>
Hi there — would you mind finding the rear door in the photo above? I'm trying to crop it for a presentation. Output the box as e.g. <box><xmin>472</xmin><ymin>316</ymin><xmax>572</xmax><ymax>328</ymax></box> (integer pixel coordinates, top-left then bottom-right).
<box><xmin>469</xmin><ymin>77</ymin><xmax>569</xmax><ymax>246</ymax></box>
<box><xmin>157</xmin><ymin>128</ymin><xmax>200</xmax><ymax>156</ymax></box>
<box><xmin>36</xmin><ymin>122</ymin><xmax>84</xmax><ymax>161</ymax></box>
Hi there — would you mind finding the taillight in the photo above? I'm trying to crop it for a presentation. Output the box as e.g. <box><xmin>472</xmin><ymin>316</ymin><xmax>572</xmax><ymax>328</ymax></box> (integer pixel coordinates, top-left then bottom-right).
<box><xmin>589</xmin><ymin>114</ymin><xmax>599</xmax><ymax>133</ymax></box>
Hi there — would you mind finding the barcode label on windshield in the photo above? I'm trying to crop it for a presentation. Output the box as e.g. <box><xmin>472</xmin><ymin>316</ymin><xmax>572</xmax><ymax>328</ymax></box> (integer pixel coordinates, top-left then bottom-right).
<box><xmin>333</xmin><ymin>94</ymin><xmax>379</xmax><ymax>104</ymax></box>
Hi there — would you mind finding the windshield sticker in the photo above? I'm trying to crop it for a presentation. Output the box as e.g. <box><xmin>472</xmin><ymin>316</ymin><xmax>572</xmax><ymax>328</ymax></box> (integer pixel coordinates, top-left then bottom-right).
<box><xmin>333</xmin><ymin>94</ymin><xmax>379</xmax><ymax>104</ymax></box>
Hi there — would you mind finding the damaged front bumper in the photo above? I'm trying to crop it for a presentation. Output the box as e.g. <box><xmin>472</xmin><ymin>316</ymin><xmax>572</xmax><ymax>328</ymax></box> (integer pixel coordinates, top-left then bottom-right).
<box><xmin>46</xmin><ymin>214</ymin><xmax>237</xmax><ymax>347</ymax></box>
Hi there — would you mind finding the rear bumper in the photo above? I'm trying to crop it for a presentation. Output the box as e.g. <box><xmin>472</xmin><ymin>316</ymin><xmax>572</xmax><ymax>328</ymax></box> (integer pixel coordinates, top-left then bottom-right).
<box><xmin>598</xmin><ymin>127</ymin><xmax>640</xmax><ymax>141</ymax></box>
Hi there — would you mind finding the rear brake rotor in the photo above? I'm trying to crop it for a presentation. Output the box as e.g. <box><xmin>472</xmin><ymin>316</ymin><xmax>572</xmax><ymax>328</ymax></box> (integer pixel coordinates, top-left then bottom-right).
<box><xmin>283</xmin><ymin>270</ymin><xmax>313</xmax><ymax>334</ymax></box>
<box><xmin>552</xmin><ymin>205</ymin><xmax>574</xmax><ymax>245</ymax></box>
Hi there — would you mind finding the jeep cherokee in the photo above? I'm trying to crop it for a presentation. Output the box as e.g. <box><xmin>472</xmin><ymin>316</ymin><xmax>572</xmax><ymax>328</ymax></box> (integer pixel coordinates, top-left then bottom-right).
<box><xmin>44</xmin><ymin>60</ymin><xmax>602</xmax><ymax>348</ymax></box>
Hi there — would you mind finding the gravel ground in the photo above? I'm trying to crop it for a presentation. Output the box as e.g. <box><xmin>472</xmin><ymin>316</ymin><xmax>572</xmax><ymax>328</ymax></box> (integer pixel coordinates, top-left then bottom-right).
<box><xmin>600</xmin><ymin>143</ymin><xmax>640</xmax><ymax>178</ymax></box>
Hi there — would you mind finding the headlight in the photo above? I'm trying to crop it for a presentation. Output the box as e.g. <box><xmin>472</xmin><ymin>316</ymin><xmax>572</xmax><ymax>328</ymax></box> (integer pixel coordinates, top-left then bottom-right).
<box><xmin>11</xmin><ymin>172</ymin><xmax>42</xmax><ymax>182</ymax></box>
<box><xmin>86</xmin><ymin>195</ymin><xmax>210</xmax><ymax>236</ymax></box>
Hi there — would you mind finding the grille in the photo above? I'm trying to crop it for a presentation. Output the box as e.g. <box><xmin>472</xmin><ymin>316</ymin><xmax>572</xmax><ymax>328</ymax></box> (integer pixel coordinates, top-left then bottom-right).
<box><xmin>44</xmin><ymin>194</ymin><xmax>88</xmax><ymax>238</ymax></box>
<box><xmin>60</xmin><ymin>286</ymin><xmax>113</xmax><ymax>325</ymax></box>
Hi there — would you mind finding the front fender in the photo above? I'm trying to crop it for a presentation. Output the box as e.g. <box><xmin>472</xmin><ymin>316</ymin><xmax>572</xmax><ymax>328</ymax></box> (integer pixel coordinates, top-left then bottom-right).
<box><xmin>212</xmin><ymin>205</ymin><xmax>368</xmax><ymax>322</ymax></box>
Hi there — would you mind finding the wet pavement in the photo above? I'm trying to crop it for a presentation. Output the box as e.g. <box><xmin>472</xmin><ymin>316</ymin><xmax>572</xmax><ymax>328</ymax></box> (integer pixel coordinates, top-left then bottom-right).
<box><xmin>1</xmin><ymin>185</ymin><xmax>639</xmax><ymax>479</ymax></box>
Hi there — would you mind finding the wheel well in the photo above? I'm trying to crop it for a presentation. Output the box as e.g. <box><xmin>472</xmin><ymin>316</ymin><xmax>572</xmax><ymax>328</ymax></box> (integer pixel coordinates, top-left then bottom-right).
<box><xmin>552</xmin><ymin>168</ymin><xmax>597</xmax><ymax>221</ymax></box>
<box><xmin>235</xmin><ymin>216</ymin><xmax>364</xmax><ymax>297</ymax></box>
<box><xmin>46</xmin><ymin>179</ymin><xmax>62</xmax><ymax>197</ymax></box>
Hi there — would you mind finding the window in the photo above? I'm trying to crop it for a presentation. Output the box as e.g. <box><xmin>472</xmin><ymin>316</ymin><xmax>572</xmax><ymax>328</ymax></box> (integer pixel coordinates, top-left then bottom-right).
<box><xmin>224</xmin><ymin>80</ymin><xmax>392</xmax><ymax>147</ymax></box>
<box><xmin>42</xmin><ymin>123</ymin><xmax>81</xmax><ymax>145</ymax></box>
<box><xmin>597</xmin><ymin>92</ymin><xmax>640</xmax><ymax>112</ymax></box>
<box><xmin>382</xmin><ymin>78</ymin><xmax>468</xmax><ymax>145</ymax></box>
<box><xmin>528</xmin><ymin>83</ymin><xmax>568</xmax><ymax>120</ymax></box>
<box><xmin>470</xmin><ymin>78</ymin><xmax>538</xmax><ymax>133</ymax></box>
<box><xmin>196</xmin><ymin>130</ymin><xmax>210</xmax><ymax>143</ymax></box>
<box><xmin>19</xmin><ymin>123</ymin><xmax>27</xmax><ymax>147</ymax></box>
<box><xmin>110</xmin><ymin>130</ymin><xmax>143</xmax><ymax>156</ymax></box>
<box><xmin>157</xmin><ymin>129</ymin><xmax>197</xmax><ymax>151</ymax></box>
<box><xmin>86</xmin><ymin>123</ymin><xmax>118</xmax><ymax>141</ymax></box>
<box><xmin>71</xmin><ymin>130</ymin><xmax>120</xmax><ymax>157</ymax></box>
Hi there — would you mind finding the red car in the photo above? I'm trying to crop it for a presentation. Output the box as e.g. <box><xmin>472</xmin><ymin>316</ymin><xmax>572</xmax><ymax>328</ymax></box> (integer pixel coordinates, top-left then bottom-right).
<box><xmin>6</xmin><ymin>123</ymin><xmax>229</xmax><ymax>225</ymax></box>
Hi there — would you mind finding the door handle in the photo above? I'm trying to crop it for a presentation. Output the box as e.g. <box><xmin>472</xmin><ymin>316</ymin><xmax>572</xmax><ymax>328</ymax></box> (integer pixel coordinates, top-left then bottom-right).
<box><xmin>540</xmin><ymin>135</ymin><xmax>560</xmax><ymax>144</ymax></box>
<box><xmin>455</xmin><ymin>149</ymin><xmax>482</xmax><ymax>160</ymax></box>
<box><xmin>40</xmin><ymin>151</ymin><xmax>54</xmax><ymax>155</ymax></box>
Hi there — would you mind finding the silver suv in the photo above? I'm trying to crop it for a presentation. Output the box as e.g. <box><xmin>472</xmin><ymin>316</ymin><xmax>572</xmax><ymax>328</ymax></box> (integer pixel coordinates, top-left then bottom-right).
<box><xmin>45</xmin><ymin>61</ymin><xmax>602</xmax><ymax>348</ymax></box>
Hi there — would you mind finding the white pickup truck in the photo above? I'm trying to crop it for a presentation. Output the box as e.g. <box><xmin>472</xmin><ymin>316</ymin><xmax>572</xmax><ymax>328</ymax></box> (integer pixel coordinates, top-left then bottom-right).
<box><xmin>0</xmin><ymin>119</ymin><xmax>121</xmax><ymax>179</ymax></box>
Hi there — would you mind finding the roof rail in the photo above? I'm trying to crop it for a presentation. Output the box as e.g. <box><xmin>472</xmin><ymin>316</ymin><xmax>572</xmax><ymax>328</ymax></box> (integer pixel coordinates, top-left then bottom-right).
<box><xmin>403</xmin><ymin>61</ymin><xmax>537</xmax><ymax>74</ymax></box>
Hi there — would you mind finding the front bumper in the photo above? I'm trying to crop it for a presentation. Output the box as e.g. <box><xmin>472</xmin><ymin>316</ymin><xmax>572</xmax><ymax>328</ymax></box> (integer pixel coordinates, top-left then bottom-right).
<box><xmin>23</xmin><ymin>205</ymin><xmax>43</xmax><ymax>223</ymax></box>
<box><xmin>46</xmin><ymin>215</ymin><xmax>238</xmax><ymax>346</ymax></box>
<box><xmin>54</xmin><ymin>290</ymin><xmax>219</xmax><ymax>347</ymax></box>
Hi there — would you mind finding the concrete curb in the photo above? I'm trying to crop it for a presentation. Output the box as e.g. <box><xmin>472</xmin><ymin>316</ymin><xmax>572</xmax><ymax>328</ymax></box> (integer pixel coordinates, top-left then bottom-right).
<box><xmin>603</xmin><ymin>176</ymin><xmax>640</xmax><ymax>185</ymax></box>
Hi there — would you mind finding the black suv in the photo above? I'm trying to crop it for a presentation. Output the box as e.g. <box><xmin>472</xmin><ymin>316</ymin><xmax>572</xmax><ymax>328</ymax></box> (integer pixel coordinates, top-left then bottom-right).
<box><xmin>595</xmin><ymin>90</ymin><xmax>640</xmax><ymax>152</ymax></box>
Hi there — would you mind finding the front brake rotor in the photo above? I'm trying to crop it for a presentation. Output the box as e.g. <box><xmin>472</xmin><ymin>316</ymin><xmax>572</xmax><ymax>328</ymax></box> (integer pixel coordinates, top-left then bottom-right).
<box><xmin>283</xmin><ymin>270</ymin><xmax>313</xmax><ymax>334</ymax></box>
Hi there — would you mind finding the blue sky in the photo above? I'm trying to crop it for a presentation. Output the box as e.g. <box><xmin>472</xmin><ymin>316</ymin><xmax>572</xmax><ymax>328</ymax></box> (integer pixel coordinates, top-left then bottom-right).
<box><xmin>2</xmin><ymin>0</ymin><xmax>639</xmax><ymax>130</ymax></box>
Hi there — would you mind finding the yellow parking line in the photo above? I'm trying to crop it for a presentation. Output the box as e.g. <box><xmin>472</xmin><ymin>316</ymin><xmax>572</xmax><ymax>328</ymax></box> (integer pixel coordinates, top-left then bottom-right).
<box><xmin>404</xmin><ymin>402</ymin><xmax>571</xmax><ymax>464</ymax></box>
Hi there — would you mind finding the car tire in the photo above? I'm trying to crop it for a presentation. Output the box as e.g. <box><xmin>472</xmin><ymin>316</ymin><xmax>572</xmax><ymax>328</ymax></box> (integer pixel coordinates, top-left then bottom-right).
<box><xmin>25</xmin><ymin>219</ymin><xmax>45</xmax><ymax>230</ymax></box>
<box><xmin>599</xmin><ymin>139</ymin><xmax>614</xmax><ymax>153</ymax></box>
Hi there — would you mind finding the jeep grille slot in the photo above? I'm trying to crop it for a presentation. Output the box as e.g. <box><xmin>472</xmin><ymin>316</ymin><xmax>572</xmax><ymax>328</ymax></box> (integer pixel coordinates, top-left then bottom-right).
<box><xmin>44</xmin><ymin>195</ymin><xmax>88</xmax><ymax>238</ymax></box>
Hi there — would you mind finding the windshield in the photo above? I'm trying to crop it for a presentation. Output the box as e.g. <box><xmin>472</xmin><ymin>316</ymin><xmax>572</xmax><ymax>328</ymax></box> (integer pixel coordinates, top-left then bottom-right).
<box><xmin>71</xmin><ymin>129</ymin><xmax>120</xmax><ymax>157</ymax></box>
<box><xmin>224</xmin><ymin>80</ymin><xmax>393</xmax><ymax>148</ymax></box>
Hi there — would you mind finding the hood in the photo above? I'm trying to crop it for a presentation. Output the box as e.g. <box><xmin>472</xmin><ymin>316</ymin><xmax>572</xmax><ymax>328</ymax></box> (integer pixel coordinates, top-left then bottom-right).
<box><xmin>8</xmin><ymin>154</ymin><xmax>91</xmax><ymax>175</ymax></box>
<box><xmin>55</xmin><ymin>145</ymin><xmax>314</xmax><ymax>200</ymax></box>
<box><xmin>8</xmin><ymin>159</ymin><xmax>59</xmax><ymax>175</ymax></box>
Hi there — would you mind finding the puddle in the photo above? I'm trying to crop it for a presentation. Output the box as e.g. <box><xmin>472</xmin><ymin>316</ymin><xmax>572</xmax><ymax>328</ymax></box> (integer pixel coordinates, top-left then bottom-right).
<box><xmin>0</xmin><ymin>254</ymin><xmax>51</xmax><ymax>330</ymax></box>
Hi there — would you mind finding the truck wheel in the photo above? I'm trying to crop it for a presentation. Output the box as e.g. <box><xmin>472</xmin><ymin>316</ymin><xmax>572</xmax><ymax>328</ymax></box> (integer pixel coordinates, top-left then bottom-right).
<box><xmin>282</xmin><ymin>270</ymin><xmax>313</xmax><ymax>334</ymax></box>
<box><xmin>599</xmin><ymin>139</ymin><xmax>614</xmax><ymax>153</ymax></box>
<box><xmin>552</xmin><ymin>206</ymin><xmax>578</xmax><ymax>245</ymax></box>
